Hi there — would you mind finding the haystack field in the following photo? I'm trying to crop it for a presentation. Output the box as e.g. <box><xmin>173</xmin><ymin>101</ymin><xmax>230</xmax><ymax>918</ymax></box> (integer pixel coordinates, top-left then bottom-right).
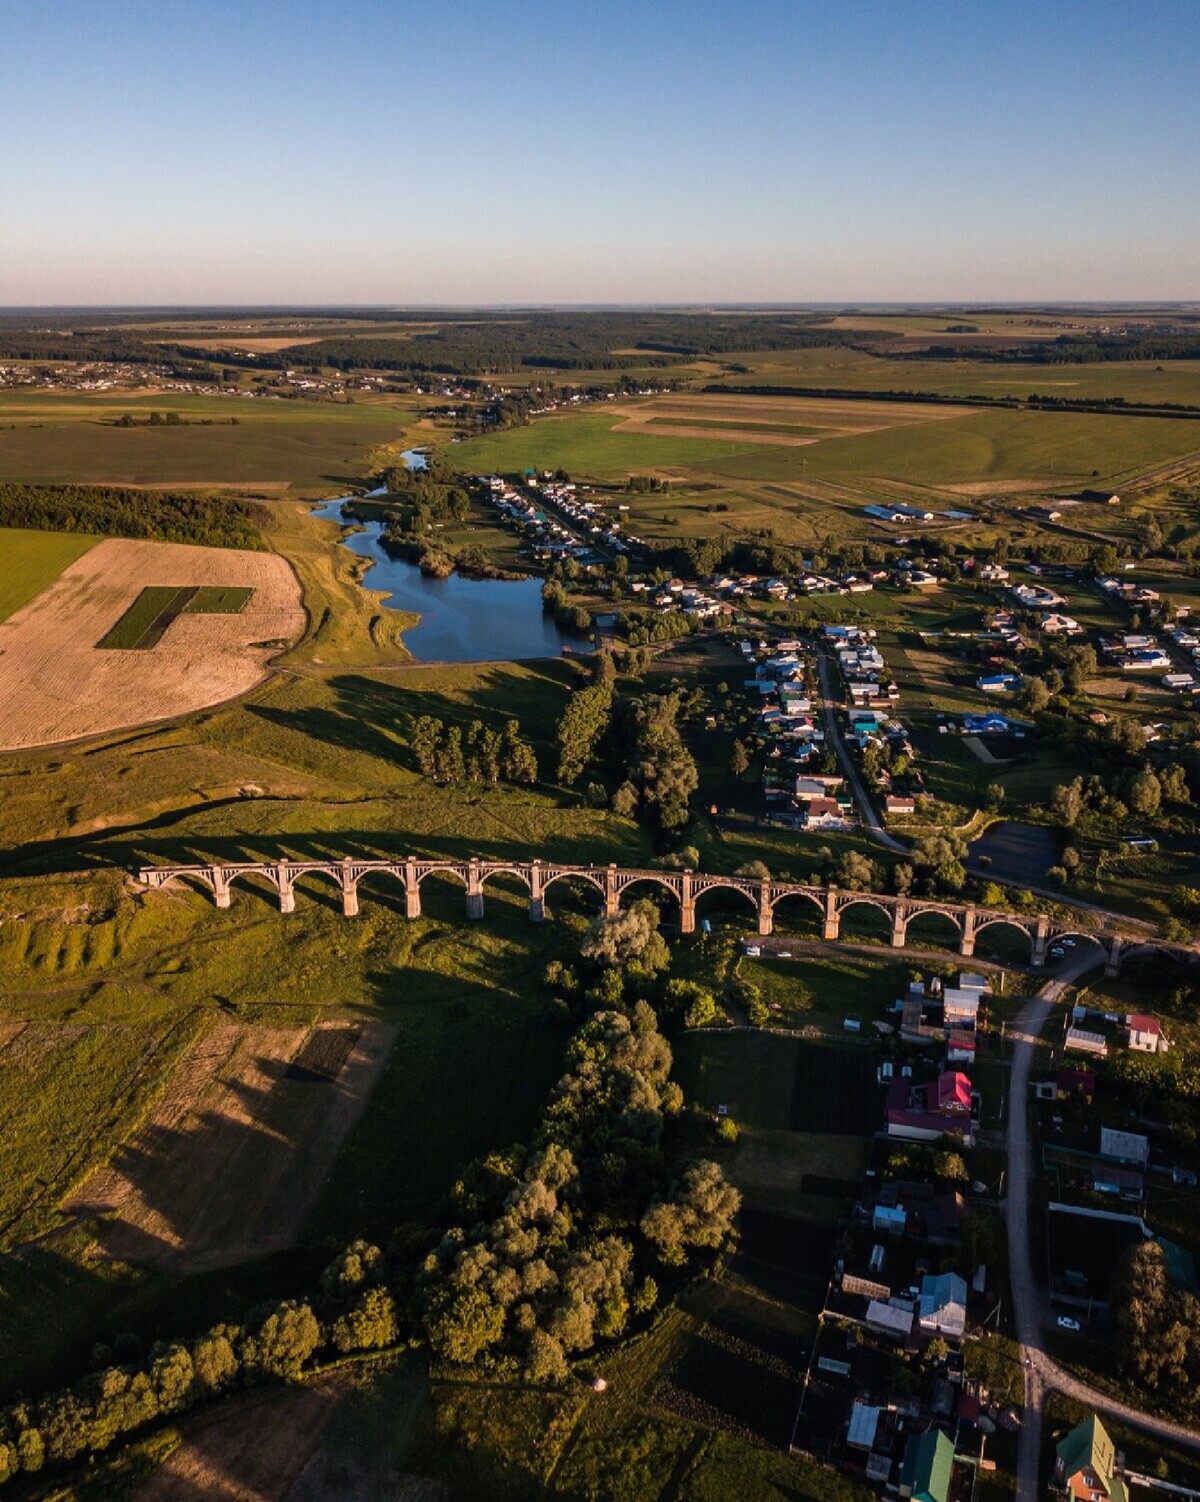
<box><xmin>0</xmin><ymin>538</ymin><xmax>304</xmax><ymax>749</ymax></box>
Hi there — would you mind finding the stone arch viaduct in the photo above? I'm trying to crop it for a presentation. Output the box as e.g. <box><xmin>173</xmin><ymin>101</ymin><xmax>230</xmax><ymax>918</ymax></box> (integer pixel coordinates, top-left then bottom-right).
<box><xmin>135</xmin><ymin>858</ymin><xmax>1185</xmax><ymax>975</ymax></box>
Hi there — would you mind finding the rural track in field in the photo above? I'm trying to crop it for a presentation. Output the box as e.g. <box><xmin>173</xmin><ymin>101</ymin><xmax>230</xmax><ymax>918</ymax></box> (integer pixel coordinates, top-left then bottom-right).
<box><xmin>1005</xmin><ymin>955</ymin><xmax>1200</xmax><ymax>1501</ymax></box>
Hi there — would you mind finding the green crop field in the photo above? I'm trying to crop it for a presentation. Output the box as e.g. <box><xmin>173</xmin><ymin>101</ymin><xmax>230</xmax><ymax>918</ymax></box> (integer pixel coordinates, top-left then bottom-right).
<box><xmin>451</xmin><ymin>411</ymin><xmax>761</xmax><ymax>477</ymax></box>
<box><xmin>0</xmin><ymin>390</ymin><xmax>413</xmax><ymax>491</ymax></box>
<box><xmin>448</xmin><ymin>398</ymin><xmax>1200</xmax><ymax>495</ymax></box>
<box><xmin>0</xmin><ymin>526</ymin><xmax>99</xmax><ymax>620</ymax></box>
<box><xmin>183</xmin><ymin>585</ymin><xmax>254</xmax><ymax>613</ymax></box>
<box><xmin>96</xmin><ymin>585</ymin><xmax>196</xmax><ymax>648</ymax></box>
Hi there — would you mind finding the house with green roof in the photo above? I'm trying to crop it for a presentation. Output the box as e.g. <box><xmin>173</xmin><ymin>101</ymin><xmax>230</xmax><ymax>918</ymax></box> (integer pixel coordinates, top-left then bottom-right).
<box><xmin>1054</xmin><ymin>1414</ymin><xmax>1127</xmax><ymax>1502</ymax></box>
<box><xmin>899</xmin><ymin>1428</ymin><xmax>954</xmax><ymax>1502</ymax></box>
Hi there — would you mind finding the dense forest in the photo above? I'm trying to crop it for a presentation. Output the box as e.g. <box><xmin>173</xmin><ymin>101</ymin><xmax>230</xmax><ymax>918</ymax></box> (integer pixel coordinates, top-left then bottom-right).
<box><xmin>0</xmin><ymin>484</ymin><xmax>265</xmax><ymax>550</ymax></box>
<box><xmin>189</xmin><ymin>313</ymin><xmax>880</xmax><ymax>377</ymax></box>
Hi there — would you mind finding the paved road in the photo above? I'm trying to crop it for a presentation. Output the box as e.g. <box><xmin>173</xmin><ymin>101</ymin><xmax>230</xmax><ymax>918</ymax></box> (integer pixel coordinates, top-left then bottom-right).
<box><xmin>1005</xmin><ymin>956</ymin><xmax>1200</xmax><ymax>1501</ymax></box>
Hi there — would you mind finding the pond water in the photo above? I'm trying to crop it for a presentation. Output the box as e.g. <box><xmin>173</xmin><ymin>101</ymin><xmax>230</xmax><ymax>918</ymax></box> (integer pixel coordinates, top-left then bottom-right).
<box><xmin>313</xmin><ymin>499</ymin><xmax>588</xmax><ymax>663</ymax></box>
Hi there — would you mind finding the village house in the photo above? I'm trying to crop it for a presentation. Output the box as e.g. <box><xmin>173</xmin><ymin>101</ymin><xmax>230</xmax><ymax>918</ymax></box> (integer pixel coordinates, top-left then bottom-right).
<box><xmin>1054</xmin><ymin>1414</ymin><xmax>1127</xmax><ymax>1502</ymax></box>
<box><xmin>1126</xmin><ymin>1014</ymin><xmax>1166</xmax><ymax>1053</ymax></box>
<box><xmin>899</xmin><ymin>1428</ymin><xmax>955</xmax><ymax>1502</ymax></box>
<box><xmin>917</xmin><ymin>1271</ymin><xmax>968</xmax><ymax>1341</ymax></box>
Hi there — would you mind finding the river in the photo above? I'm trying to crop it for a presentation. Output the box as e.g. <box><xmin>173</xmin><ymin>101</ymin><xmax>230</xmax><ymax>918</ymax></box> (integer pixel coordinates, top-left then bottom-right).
<box><xmin>312</xmin><ymin>498</ymin><xmax>589</xmax><ymax>663</ymax></box>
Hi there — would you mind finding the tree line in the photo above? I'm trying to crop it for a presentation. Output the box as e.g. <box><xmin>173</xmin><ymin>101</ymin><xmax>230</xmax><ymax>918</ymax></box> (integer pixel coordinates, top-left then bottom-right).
<box><xmin>409</xmin><ymin>715</ymin><xmax>538</xmax><ymax>785</ymax></box>
<box><xmin>0</xmin><ymin>484</ymin><xmax>265</xmax><ymax>550</ymax></box>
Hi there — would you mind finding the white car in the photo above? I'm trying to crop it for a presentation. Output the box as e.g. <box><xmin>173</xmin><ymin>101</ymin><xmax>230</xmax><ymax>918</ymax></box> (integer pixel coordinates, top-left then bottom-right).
<box><xmin>1049</xmin><ymin>945</ymin><xmax>1065</xmax><ymax>960</ymax></box>
<box><xmin>1062</xmin><ymin>938</ymin><xmax>1077</xmax><ymax>949</ymax></box>
<box><xmin>1056</xmin><ymin>1316</ymin><xmax>1081</xmax><ymax>1332</ymax></box>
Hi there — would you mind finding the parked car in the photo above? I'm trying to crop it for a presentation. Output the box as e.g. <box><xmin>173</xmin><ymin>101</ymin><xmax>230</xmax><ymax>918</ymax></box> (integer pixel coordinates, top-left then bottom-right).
<box><xmin>1057</xmin><ymin>1316</ymin><xmax>1081</xmax><ymax>1332</ymax></box>
<box><xmin>1049</xmin><ymin>945</ymin><xmax>1065</xmax><ymax>960</ymax></box>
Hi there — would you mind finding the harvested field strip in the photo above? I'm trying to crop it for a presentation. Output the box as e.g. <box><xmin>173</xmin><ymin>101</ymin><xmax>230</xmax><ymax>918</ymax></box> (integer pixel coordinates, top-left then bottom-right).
<box><xmin>97</xmin><ymin>586</ymin><xmax>197</xmax><ymax>649</ymax></box>
<box><xmin>183</xmin><ymin>585</ymin><xmax>255</xmax><ymax>614</ymax></box>
<box><xmin>642</xmin><ymin>416</ymin><xmax>829</xmax><ymax>437</ymax></box>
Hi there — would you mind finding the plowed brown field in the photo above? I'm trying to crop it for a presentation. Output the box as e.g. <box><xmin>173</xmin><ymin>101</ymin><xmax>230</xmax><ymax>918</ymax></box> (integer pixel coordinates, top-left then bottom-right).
<box><xmin>0</xmin><ymin>538</ymin><xmax>304</xmax><ymax>748</ymax></box>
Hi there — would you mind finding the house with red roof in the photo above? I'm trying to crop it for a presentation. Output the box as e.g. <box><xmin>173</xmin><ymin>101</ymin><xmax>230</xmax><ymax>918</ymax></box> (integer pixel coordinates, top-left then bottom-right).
<box><xmin>887</xmin><ymin>1071</ymin><xmax>975</xmax><ymax>1146</ymax></box>
<box><xmin>1126</xmin><ymin>1015</ymin><xmax>1166</xmax><ymax>1053</ymax></box>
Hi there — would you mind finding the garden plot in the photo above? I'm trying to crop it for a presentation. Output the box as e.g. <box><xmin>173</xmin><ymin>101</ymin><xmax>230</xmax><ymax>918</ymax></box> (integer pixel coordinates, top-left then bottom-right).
<box><xmin>0</xmin><ymin>537</ymin><xmax>303</xmax><ymax>748</ymax></box>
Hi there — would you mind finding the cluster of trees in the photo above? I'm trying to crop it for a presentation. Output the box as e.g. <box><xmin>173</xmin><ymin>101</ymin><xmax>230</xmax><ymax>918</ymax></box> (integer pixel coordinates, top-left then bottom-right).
<box><xmin>417</xmin><ymin>1003</ymin><xmax>739</xmax><ymax>1379</ymax></box>
<box><xmin>112</xmin><ymin>411</ymin><xmax>239</xmax><ymax>428</ymax></box>
<box><xmin>0</xmin><ymin>1244</ymin><xmax>399</xmax><ymax>1487</ymax></box>
<box><xmin>410</xmin><ymin>715</ymin><xmax>537</xmax><ymax>785</ymax></box>
<box><xmin>0</xmin><ymin>483</ymin><xmax>264</xmax><ymax>550</ymax></box>
<box><xmin>556</xmin><ymin>682</ymin><xmax>614</xmax><ymax>785</ymax></box>
<box><xmin>541</xmin><ymin>579</ymin><xmax>595</xmax><ymax>636</ymax></box>
<box><xmin>1107</xmin><ymin>1048</ymin><xmax>1200</xmax><ymax>1138</ymax></box>
<box><xmin>609</xmin><ymin>691</ymin><xmax>699</xmax><ymax>834</ymax></box>
<box><xmin>1050</xmin><ymin>763</ymin><xmax>1190</xmax><ymax>832</ymax></box>
<box><xmin>1112</xmin><ymin>1240</ymin><xmax>1200</xmax><ymax>1405</ymax></box>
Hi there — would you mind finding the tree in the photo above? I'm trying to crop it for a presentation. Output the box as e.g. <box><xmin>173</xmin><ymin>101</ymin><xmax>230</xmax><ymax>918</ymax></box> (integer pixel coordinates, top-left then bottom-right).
<box><xmin>581</xmin><ymin>899</ymin><xmax>669</xmax><ymax>971</ymax></box>
<box><xmin>1051</xmin><ymin>780</ymin><xmax>1082</xmax><ymax>827</ymax></box>
<box><xmin>729</xmin><ymin>739</ymin><xmax>752</xmax><ymax>778</ymax></box>
<box><xmin>1129</xmin><ymin>767</ymin><xmax>1162</xmax><ymax>817</ymax></box>
<box><xmin>834</xmin><ymin>850</ymin><xmax>878</xmax><ymax>891</ymax></box>
<box><xmin>683</xmin><ymin>990</ymin><xmax>722</xmax><ymax>1029</ymax></box>
<box><xmin>641</xmin><ymin>1160</ymin><xmax>741</xmax><ymax>1265</ymax></box>
<box><xmin>525</xmin><ymin>1328</ymin><xmax>568</xmax><ymax>1383</ymax></box>
<box><xmin>735</xmin><ymin>860</ymin><xmax>771</xmax><ymax>881</ymax></box>
<box><xmin>424</xmin><ymin>1284</ymin><xmax>505</xmax><ymax>1365</ymax></box>
<box><xmin>556</xmin><ymin>684</ymin><xmax>612</xmax><ymax>785</ymax></box>
<box><xmin>331</xmin><ymin>1286</ymin><xmax>398</xmax><ymax>1354</ymax></box>
<box><xmin>241</xmin><ymin>1301</ymin><xmax>321</xmax><ymax>1380</ymax></box>
<box><xmin>1022</xmin><ymin>675</ymin><xmax>1051</xmax><ymax>714</ymax></box>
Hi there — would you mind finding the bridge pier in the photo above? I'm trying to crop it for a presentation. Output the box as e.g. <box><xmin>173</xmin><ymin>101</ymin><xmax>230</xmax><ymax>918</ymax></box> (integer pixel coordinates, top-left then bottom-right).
<box><xmin>758</xmin><ymin>881</ymin><xmax>773</xmax><ymax>936</ymax></box>
<box><xmin>679</xmin><ymin>870</ymin><xmax>695</xmax><ymax>935</ymax></box>
<box><xmin>466</xmin><ymin>860</ymin><xmax>484</xmax><ymax>920</ymax></box>
<box><xmin>960</xmin><ymin>906</ymin><xmax>977</xmax><ymax>959</ymax></box>
<box><xmin>1105</xmin><ymin>937</ymin><xmax>1123</xmax><ymax>977</ymax></box>
<box><xmin>405</xmin><ymin>858</ymin><xmax>421</xmax><ymax>919</ymax></box>
<box><xmin>528</xmin><ymin>861</ymin><xmax>545</xmax><ymax>922</ymax></box>
<box><xmin>1031</xmin><ymin>914</ymin><xmax>1049</xmax><ymax>968</ymax></box>
<box><xmin>211</xmin><ymin>867</ymin><xmax>231</xmax><ymax>910</ymax></box>
<box><xmin>890</xmin><ymin>915</ymin><xmax>907</xmax><ymax>949</ymax></box>
<box><xmin>605</xmin><ymin>864</ymin><xmax>621</xmax><ymax>919</ymax></box>
<box><xmin>342</xmin><ymin>885</ymin><xmax>359</xmax><ymax>917</ymax></box>
<box><xmin>823</xmin><ymin>885</ymin><xmax>840</xmax><ymax>942</ymax></box>
<box><xmin>276</xmin><ymin>863</ymin><xmax>295</xmax><ymax>915</ymax></box>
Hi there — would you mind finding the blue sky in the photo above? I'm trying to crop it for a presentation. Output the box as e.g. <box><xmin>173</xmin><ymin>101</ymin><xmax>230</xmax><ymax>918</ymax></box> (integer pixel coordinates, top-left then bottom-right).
<box><xmin>2</xmin><ymin>0</ymin><xmax>1197</xmax><ymax>304</ymax></box>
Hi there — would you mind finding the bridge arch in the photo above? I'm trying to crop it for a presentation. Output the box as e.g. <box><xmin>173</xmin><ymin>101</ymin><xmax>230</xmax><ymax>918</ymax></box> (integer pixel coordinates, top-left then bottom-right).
<box><xmin>541</xmin><ymin>869</ymin><xmax>607</xmax><ymax>900</ymax></box>
<box><xmin>971</xmin><ymin>916</ymin><xmax>1035</xmax><ymax>963</ymax></box>
<box><xmin>765</xmin><ymin>888</ymin><xmax>824</xmax><ymax>939</ymax></box>
<box><xmin>478</xmin><ymin>865</ymin><xmax>533</xmax><ymax>893</ymax></box>
<box><xmin>900</xmin><ymin>906</ymin><xmax>963</xmax><ymax>953</ymax></box>
<box><xmin>835</xmin><ymin>896</ymin><xmax>897</xmax><ymax>946</ymax></box>
<box><xmin>615</xmin><ymin>875</ymin><xmax>683</xmax><ymax>908</ymax></box>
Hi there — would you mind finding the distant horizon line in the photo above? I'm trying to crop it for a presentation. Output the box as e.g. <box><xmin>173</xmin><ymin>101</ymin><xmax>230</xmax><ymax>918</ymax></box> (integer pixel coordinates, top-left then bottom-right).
<box><xmin>2</xmin><ymin>300</ymin><xmax>1200</xmax><ymax>315</ymax></box>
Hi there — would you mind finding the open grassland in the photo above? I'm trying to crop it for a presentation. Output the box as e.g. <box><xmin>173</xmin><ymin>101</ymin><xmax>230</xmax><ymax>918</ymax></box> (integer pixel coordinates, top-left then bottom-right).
<box><xmin>0</xmin><ymin>389</ymin><xmax>412</xmax><ymax>491</ymax></box>
<box><xmin>0</xmin><ymin>537</ymin><xmax>305</xmax><ymax>749</ymax></box>
<box><xmin>0</xmin><ymin>526</ymin><xmax>101</xmax><ymax>621</ymax></box>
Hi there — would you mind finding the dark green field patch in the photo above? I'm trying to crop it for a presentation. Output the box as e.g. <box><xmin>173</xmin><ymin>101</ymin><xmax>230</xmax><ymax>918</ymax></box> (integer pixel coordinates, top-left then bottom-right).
<box><xmin>183</xmin><ymin>585</ymin><xmax>254</xmax><ymax>614</ymax></box>
<box><xmin>95</xmin><ymin>586</ymin><xmax>196</xmax><ymax>649</ymax></box>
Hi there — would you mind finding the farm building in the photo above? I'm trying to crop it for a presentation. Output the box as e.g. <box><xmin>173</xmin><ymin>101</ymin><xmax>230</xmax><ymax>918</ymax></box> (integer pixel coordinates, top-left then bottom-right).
<box><xmin>1064</xmin><ymin>1026</ymin><xmax>1107</xmax><ymax>1057</ymax></box>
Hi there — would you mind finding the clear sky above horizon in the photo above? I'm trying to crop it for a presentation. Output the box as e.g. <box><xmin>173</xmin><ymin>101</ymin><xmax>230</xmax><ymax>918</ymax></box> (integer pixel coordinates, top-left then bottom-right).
<box><xmin>2</xmin><ymin>0</ymin><xmax>1198</xmax><ymax>306</ymax></box>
